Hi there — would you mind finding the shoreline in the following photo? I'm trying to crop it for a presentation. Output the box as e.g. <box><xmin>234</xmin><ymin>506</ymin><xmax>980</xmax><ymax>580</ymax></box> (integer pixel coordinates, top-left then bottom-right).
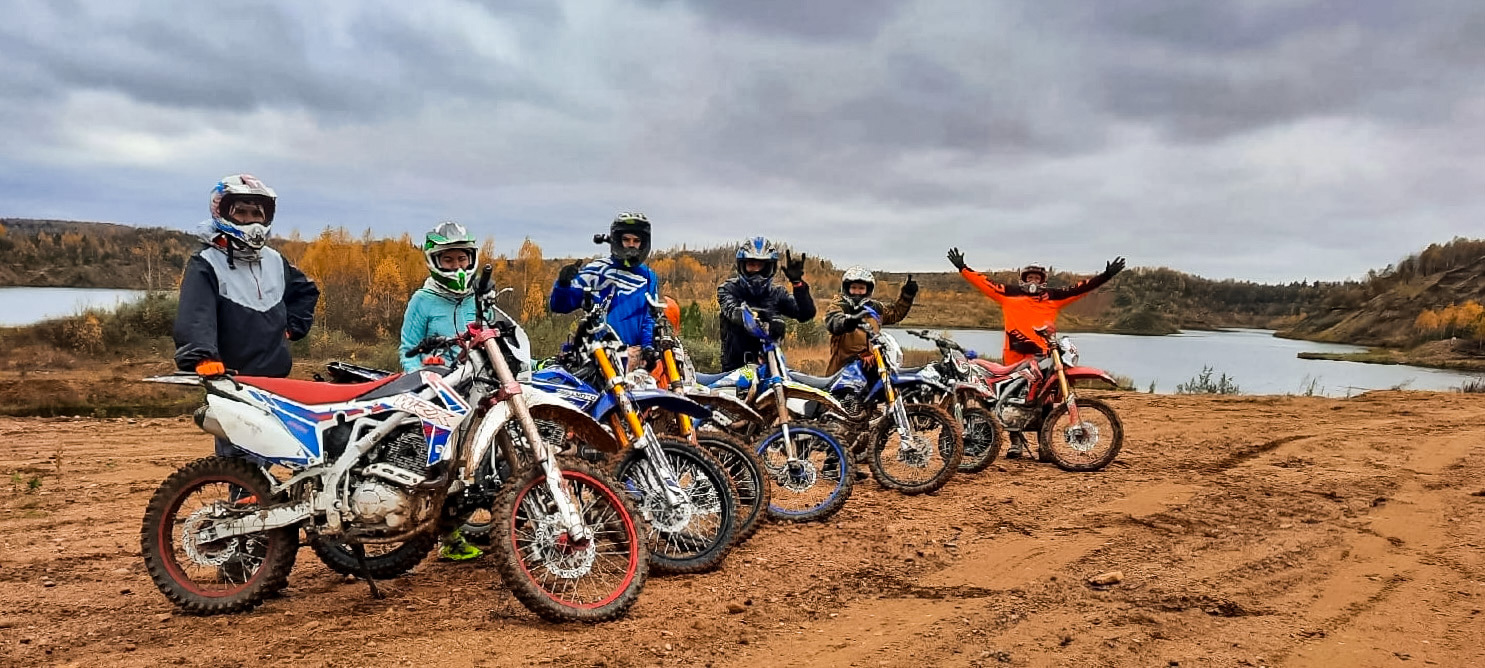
<box><xmin>1296</xmin><ymin>348</ymin><xmax>1485</xmax><ymax>374</ymax></box>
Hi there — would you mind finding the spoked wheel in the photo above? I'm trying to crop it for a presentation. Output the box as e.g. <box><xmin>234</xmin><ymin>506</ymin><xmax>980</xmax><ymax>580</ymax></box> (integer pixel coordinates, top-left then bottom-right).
<box><xmin>696</xmin><ymin>430</ymin><xmax>770</xmax><ymax>546</ymax></box>
<box><xmin>140</xmin><ymin>456</ymin><xmax>299</xmax><ymax>615</ymax></box>
<box><xmin>756</xmin><ymin>423</ymin><xmax>853</xmax><ymax>523</ymax></box>
<box><xmin>1037</xmin><ymin>397</ymin><xmax>1124</xmax><ymax>472</ymax></box>
<box><xmin>308</xmin><ymin>532</ymin><xmax>438</xmax><ymax>579</ymax></box>
<box><xmin>957</xmin><ymin>406</ymin><xmax>1003</xmax><ymax>474</ymax></box>
<box><xmin>869</xmin><ymin>403</ymin><xmax>963</xmax><ymax>495</ymax></box>
<box><xmin>492</xmin><ymin>458</ymin><xmax>648</xmax><ymax>623</ymax></box>
<box><xmin>612</xmin><ymin>439</ymin><xmax>736</xmax><ymax>574</ymax></box>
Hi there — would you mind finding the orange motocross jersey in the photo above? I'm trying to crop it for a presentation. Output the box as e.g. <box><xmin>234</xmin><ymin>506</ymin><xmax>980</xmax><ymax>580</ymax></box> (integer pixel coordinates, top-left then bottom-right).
<box><xmin>958</xmin><ymin>267</ymin><xmax>1114</xmax><ymax>365</ymax></box>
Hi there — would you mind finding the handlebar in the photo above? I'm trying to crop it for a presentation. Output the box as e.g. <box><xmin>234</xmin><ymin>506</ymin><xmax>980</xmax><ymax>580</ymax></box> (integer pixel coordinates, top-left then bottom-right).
<box><xmin>404</xmin><ymin>335</ymin><xmax>458</xmax><ymax>358</ymax></box>
<box><xmin>905</xmin><ymin>328</ymin><xmax>964</xmax><ymax>352</ymax></box>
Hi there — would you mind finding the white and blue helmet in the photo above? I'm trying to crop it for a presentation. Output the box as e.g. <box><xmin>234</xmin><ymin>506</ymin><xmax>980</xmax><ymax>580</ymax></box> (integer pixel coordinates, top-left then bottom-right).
<box><xmin>735</xmin><ymin>236</ymin><xmax>778</xmax><ymax>284</ymax></box>
<box><xmin>209</xmin><ymin>174</ymin><xmax>277</xmax><ymax>251</ymax></box>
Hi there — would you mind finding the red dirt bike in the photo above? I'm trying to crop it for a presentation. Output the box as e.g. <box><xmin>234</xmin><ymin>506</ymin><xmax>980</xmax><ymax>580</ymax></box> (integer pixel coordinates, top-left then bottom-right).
<box><xmin>907</xmin><ymin>326</ymin><xmax>1124</xmax><ymax>472</ymax></box>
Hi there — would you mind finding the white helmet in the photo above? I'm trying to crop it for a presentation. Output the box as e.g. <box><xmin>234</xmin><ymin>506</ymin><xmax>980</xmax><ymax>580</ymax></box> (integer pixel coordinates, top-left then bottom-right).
<box><xmin>841</xmin><ymin>266</ymin><xmax>875</xmax><ymax>307</ymax></box>
<box><xmin>209</xmin><ymin>174</ymin><xmax>277</xmax><ymax>251</ymax></box>
<box><xmin>422</xmin><ymin>221</ymin><xmax>479</xmax><ymax>295</ymax></box>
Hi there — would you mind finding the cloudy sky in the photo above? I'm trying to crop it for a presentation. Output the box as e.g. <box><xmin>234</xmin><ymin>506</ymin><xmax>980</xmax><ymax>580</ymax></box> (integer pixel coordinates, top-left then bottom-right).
<box><xmin>3</xmin><ymin>0</ymin><xmax>1483</xmax><ymax>282</ymax></box>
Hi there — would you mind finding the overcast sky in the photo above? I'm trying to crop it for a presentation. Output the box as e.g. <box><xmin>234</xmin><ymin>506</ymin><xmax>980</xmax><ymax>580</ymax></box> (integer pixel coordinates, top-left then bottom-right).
<box><xmin>3</xmin><ymin>0</ymin><xmax>1483</xmax><ymax>282</ymax></box>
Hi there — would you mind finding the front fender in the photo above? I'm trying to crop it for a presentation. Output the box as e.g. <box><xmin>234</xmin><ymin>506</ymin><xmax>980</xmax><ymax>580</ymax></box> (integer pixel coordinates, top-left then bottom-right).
<box><xmin>952</xmin><ymin>380</ymin><xmax>994</xmax><ymax>400</ymax></box>
<box><xmin>627</xmin><ymin>389</ymin><xmax>714</xmax><ymax>420</ymax></box>
<box><xmin>524</xmin><ymin>386</ymin><xmax>623</xmax><ymax>454</ymax></box>
<box><xmin>1063</xmin><ymin>366</ymin><xmax>1120</xmax><ymax>389</ymax></box>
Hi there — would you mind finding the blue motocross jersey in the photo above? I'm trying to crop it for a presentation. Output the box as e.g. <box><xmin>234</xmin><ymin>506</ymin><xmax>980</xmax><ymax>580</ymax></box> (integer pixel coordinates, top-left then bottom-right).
<box><xmin>548</xmin><ymin>257</ymin><xmax>657</xmax><ymax>347</ymax></box>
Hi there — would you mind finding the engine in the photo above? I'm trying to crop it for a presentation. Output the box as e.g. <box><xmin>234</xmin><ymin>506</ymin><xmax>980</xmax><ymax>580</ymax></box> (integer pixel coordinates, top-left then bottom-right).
<box><xmin>350</xmin><ymin>480</ymin><xmax>412</xmax><ymax>529</ymax></box>
<box><xmin>346</xmin><ymin>427</ymin><xmax>433</xmax><ymax>531</ymax></box>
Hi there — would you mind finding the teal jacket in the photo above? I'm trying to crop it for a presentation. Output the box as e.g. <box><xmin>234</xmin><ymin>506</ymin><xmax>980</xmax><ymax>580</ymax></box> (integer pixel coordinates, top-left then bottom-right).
<box><xmin>399</xmin><ymin>282</ymin><xmax>477</xmax><ymax>373</ymax></box>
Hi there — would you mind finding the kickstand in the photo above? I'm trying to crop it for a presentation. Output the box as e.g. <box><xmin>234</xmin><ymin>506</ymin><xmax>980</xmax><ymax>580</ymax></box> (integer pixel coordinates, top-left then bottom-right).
<box><xmin>349</xmin><ymin>543</ymin><xmax>384</xmax><ymax>599</ymax></box>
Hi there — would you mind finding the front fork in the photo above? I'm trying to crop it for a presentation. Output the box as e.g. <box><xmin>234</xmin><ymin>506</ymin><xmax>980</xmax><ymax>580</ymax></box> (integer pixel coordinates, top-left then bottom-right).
<box><xmin>483</xmin><ymin>340</ymin><xmax>590</xmax><ymax>543</ymax></box>
<box><xmin>875</xmin><ymin>348</ymin><xmax>914</xmax><ymax>442</ymax></box>
<box><xmin>598</xmin><ymin>347</ymin><xmax>688</xmax><ymax>509</ymax></box>
<box><xmin>1049</xmin><ymin>348</ymin><xmax>1082</xmax><ymax>426</ymax></box>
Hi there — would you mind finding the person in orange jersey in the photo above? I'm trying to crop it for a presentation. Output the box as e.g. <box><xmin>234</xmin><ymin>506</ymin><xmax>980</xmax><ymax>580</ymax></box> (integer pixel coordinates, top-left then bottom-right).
<box><xmin>946</xmin><ymin>248</ymin><xmax>1124</xmax><ymax>458</ymax></box>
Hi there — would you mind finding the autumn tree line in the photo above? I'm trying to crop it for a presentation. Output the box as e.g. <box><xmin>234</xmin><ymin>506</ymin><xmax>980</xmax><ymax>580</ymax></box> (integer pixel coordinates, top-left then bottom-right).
<box><xmin>15</xmin><ymin>219</ymin><xmax>1485</xmax><ymax>368</ymax></box>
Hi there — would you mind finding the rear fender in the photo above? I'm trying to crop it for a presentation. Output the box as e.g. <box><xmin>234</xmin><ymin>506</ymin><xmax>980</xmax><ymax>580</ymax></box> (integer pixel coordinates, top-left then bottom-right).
<box><xmin>952</xmin><ymin>381</ymin><xmax>994</xmax><ymax>400</ymax></box>
<box><xmin>682</xmin><ymin>390</ymin><xmax>765</xmax><ymax>426</ymax></box>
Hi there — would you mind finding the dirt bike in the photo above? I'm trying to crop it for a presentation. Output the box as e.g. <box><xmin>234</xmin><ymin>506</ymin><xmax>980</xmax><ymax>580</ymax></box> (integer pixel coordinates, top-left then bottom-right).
<box><xmin>530</xmin><ymin>289</ymin><xmax>738</xmax><ymax>574</ymax></box>
<box><xmin>784</xmin><ymin>309</ymin><xmax>962</xmax><ymax>495</ymax></box>
<box><xmin>927</xmin><ymin>326</ymin><xmax>1124</xmax><ymax>472</ymax></box>
<box><xmin>696</xmin><ymin>306</ymin><xmax>855</xmax><ymax>522</ymax></box>
<box><xmin>901</xmin><ymin>329</ymin><xmax>1004</xmax><ymax>474</ymax></box>
<box><xmin>141</xmin><ymin>266</ymin><xmax>648</xmax><ymax>623</ymax></box>
<box><xmin>644</xmin><ymin>295</ymin><xmax>770</xmax><ymax>546</ymax></box>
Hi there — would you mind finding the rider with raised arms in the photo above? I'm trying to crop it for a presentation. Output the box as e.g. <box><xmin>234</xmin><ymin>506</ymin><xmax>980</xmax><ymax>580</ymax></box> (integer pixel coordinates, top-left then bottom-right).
<box><xmin>717</xmin><ymin>237</ymin><xmax>815</xmax><ymax>372</ymax></box>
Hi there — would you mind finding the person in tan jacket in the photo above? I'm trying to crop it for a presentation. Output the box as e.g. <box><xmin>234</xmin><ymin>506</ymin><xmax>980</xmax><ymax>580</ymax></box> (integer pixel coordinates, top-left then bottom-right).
<box><xmin>824</xmin><ymin>267</ymin><xmax>918</xmax><ymax>374</ymax></box>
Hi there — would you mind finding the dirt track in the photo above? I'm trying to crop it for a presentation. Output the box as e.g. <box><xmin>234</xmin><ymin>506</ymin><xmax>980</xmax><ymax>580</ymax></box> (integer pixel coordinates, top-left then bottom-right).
<box><xmin>2</xmin><ymin>392</ymin><xmax>1484</xmax><ymax>667</ymax></box>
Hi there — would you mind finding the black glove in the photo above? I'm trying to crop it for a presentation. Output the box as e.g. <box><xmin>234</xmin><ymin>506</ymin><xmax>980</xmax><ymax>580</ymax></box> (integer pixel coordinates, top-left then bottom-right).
<box><xmin>1104</xmin><ymin>256</ymin><xmax>1127</xmax><ymax>277</ymax></box>
<box><xmin>947</xmin><ymin>248</ymin><xmax>967</xmax><ymax>271</ymax></box>
<box><xmin>767</xmin><ymin>319</ymin><xmax>787</xmax><ymax>340</ymax></box>
<box><xmin>557</xmin><ymin>261</ymin><xmax>582</xmax><ymax>287</ymax></box>
<box><xmin>641</xmin><ymin>345</ymin><xmax>659</xmax><ymax>366</ymax></box>
<box><xmin>901</xmin><ymin>274</ymin><xmax>919</xmax><ymax>299</ymax></box>
<box><xmin>783</xmin><ymin>250</ymin><xmax>806</xmax><ymax>283</ymax></box>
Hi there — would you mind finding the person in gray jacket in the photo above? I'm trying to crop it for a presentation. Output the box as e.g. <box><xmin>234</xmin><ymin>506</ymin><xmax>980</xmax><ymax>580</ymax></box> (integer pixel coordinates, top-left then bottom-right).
<box><xmin>173</xmin><ymin>174</ymin><xmax>320</xmax><ymax>457</ymax></box>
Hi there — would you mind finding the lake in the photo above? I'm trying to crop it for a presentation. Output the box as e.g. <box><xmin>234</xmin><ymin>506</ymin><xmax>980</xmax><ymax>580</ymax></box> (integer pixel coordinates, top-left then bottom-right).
<box><xmin>887</xmin><ymin>327</ymin><xmax>1478</xmax><ymax>397</ymax></box>
<box><xmin>0</xmin><ymin>287</ymin><xmax>149</xmax><ymax>327</ymax></box>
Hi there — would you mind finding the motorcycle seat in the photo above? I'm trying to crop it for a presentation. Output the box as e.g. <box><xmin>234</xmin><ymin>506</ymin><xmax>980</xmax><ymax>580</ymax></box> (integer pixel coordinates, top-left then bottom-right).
<box><xmin>695</xmin><ymin>371</ymin><xmax>733</xmax><ymax>386</ymax></box>
<box><xmin>970</xmin><ymin>358</ymin><xmax>1034</xmax><ymax>377</ymax></box>
<box><xmin>236</xmin><ymin>373</ymin><xmax>403</xmax><ymax>405</ymax></box>
<box><xmin>787</xmin><ymin>370</ymin><xmax>840</xmax><ymax>390</ymax></box>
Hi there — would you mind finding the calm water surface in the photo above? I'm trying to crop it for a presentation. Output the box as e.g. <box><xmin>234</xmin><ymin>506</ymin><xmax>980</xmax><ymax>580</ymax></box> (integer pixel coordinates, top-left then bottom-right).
<box><xmin>0</xmin><ymin>287</ymin><xmax>148</xmax><ymax>327</ymax></box>
<box><xmin>888</xmin><ymin>327</ymin><xmax>1477</xmax><ymax>397</ymax></box>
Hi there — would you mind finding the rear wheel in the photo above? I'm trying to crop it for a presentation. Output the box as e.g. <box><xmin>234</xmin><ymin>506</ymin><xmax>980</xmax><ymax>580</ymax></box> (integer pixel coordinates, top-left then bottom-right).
<box><xmin>957</xmin><ymin>407</ymin><xmax>1003</xmax><ymax>474</ymax></box>
<box><xmin>140</xmin><ymin>456</ymin><xmax>299</xmax><ymax>615</ymax></box>
<box><xmin>492</xmin><ymin>458</ymin><xmax>648</xmax><ymax>623</ymax></box>
<box><xmin>869</xmin><ymin>403</ymin><xmax>962</xmax><ymax>495</ymax></box>
<box><xmin>696</xmin><ymin>430</ymin><xmax>769</xmax><ymax>546</ymax></box>
<box><xmin>1038</xmin><ymin>397</ymin><xmax>1123</xmax><ymax>472</ymax></box>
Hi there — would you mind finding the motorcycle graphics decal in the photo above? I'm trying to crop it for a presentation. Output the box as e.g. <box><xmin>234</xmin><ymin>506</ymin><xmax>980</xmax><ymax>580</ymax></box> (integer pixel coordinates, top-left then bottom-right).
<box><xmin>247</xmin><ymin>389</ymin><xmax>397</xmax><ymax>464</ymax></box>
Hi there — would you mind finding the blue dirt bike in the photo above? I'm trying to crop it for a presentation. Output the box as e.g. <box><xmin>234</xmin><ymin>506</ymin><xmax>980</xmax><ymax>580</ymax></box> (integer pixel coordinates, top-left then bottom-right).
<box><xmin>696</xmin><ymin>306</ymin><xmax>855</xmax><ymax>523</ymax></box>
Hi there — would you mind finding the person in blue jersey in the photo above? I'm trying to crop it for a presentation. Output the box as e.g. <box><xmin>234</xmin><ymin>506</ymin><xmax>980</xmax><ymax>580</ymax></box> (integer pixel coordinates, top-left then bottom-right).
<box><xmin>397</xmin><ymin>221</ymin><xmax>483</xmax><ymax>561</ymax></box>
<box><xmin>548</xmin><ymin>212</ymin><xmax>659</xmax><ymax>369</ymax></box>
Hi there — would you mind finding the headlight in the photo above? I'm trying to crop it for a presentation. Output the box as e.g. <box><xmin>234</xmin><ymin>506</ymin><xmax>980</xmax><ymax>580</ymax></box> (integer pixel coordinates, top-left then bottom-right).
<box><xmin>1059</xmin><ymin>337</ymin><xmax>1079</xmax><ymax>366</ymax></box>
<box><xmin>880</xmin><ymin>334</ymin><xmax>904</xmax><ymax>368</ymax></box>
<box><xmin>627</xmin><ymin>369</ymin><xmax>658</xmax><ymax>390</ymax></box>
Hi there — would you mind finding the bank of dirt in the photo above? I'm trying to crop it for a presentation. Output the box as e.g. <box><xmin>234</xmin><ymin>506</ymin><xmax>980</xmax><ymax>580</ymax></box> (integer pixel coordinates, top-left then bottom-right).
<box><xmin>2</xmin><ymin>392</ymin><xmax>1483</xmax><ymax>667</ymax></box>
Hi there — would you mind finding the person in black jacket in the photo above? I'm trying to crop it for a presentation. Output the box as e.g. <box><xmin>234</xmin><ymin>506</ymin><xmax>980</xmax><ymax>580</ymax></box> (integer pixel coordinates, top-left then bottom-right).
<box><xmin>717</xmin><ymin>236</ymin><xmax>815</xmax><ymax>371</ymax></box>
<box><xmin>173</xmin><ymin>174</ymin><xmax>320</xmax><ymax>457</ymax></box>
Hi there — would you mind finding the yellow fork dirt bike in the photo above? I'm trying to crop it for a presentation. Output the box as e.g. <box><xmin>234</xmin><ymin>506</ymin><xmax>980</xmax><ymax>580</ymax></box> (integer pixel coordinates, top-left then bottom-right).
<box><xmin>530</xmin><ymin>290</ymin><xmax>739</xmax><ymax>573</ymax></box>
<box><xmin>644</xmin><ymin>295</ymin><xmax>771</xmax><ymax>545</ymax></box>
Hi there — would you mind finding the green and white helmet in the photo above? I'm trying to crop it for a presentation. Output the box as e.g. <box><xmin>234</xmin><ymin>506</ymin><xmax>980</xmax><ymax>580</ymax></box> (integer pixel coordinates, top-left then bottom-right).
<box><xmin>423</xmin><ymin>221</ymin><xmax>479</xmax><ymax>294</ymax></box>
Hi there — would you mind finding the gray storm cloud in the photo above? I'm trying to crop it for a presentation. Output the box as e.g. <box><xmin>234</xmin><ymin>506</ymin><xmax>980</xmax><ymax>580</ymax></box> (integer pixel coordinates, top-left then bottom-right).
<box><xmin>1</xmin><ymin>0</ymin><xmax>1483</xmax><ymax>282</ymax></box>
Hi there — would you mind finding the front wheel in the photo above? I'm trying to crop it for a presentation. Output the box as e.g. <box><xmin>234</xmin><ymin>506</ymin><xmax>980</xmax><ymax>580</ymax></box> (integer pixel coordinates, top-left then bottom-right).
<box><xmin>612</xmin><ymin>439</ymin><xmax>737</xmax><ymax>574</ymax></box>
<box><xmin>696</xmin><ymin>430</ymin><xmax>769</xmax><ymax>546</ymax></box>
<box><xmin>492</xmin><ymin>458</ymin><xmax>648</xmax><ymax>623</ymax></box>
<box><xmin>1038</xmin><ymin>397</ymin><xmax>1124</xmax><ymax>472</ymax></box>
<box><xmin>756</xmin><ymin>424</ymin><xmax>853</xmax><ymax>523</ymax></box>
<box><xmin>957</xmin><ymin>407</ymin><xmax>1003</xmax><ymax>474</ymax></box>
<box><xmin>140</xmin><ymin>456</ymin><xmax>299</xmax><ymax>615</ymax></box>
<box><xmin>869</xmin><ymin>403</ymin><xmax>962</xmax><ymax>495</ymax></box>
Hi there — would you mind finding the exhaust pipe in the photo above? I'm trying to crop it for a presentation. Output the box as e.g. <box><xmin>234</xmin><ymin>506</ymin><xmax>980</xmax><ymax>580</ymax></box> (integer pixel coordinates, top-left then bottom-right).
<box><xmin>194</xmin><ymin>406</ymin><xmax>229</xmax><ymax>440</ymax></box>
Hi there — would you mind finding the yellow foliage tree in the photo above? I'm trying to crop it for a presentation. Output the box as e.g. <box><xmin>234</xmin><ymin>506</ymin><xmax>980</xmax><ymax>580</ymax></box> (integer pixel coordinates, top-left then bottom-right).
<box><xmin>516</xmin><ymin>238</ymin><xmax>547</xmax><ymax>322</ymax></box>
<box><xmin>363</xmin><ymin>256</ymin><xmax>410</xmax><ymax>338</ymax></box>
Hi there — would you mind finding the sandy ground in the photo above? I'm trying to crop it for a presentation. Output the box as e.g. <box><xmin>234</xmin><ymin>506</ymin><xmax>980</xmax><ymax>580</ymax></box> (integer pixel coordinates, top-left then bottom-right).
<box><xmin>2</xmin><ymin>391</ymin><xmax>1483</xmax><ymax>668</ymax></box>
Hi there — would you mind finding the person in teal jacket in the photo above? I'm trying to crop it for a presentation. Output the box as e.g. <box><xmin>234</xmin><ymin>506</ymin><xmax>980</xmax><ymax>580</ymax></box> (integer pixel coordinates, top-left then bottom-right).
<box><xmin>399</xmin><ymin>221</ymin><xmax>482</xmax><ymax>560</ymax></box>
